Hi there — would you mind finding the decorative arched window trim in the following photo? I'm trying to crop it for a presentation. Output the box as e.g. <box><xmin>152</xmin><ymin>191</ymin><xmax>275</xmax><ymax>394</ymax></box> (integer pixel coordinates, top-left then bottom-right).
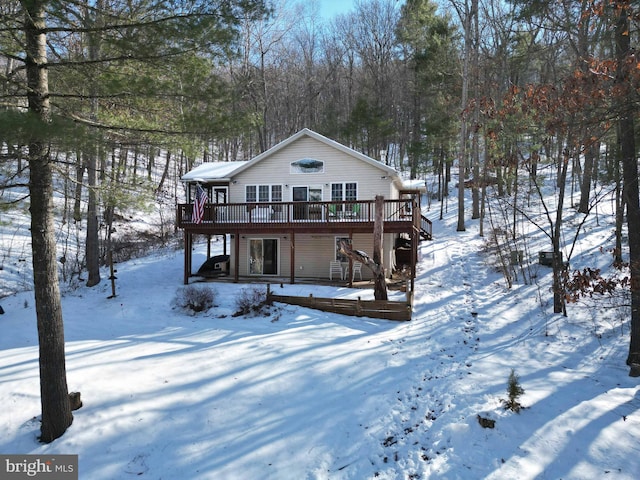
<box><xmin>290</xmin><ymin>158</ymin><xmax>324</xmax><ymax>174</ymax></box>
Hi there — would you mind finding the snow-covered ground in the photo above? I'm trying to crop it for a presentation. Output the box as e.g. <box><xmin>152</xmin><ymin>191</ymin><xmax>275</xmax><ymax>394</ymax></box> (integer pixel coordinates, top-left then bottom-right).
<box><xmin>1</xmin><ymin>192</ymin><xmax>639</xmax><ymax>479</ymax></box>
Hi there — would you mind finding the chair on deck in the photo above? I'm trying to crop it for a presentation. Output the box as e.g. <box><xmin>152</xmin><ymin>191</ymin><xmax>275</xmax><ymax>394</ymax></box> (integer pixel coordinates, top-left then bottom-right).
<box><xmin>345</xmin><ymin>203</ymin><xmax>360</xmax><ymax>218</ymax></box>
<box><xmin>351</xmin><ymin>261</ymin><xmax>363</xmax><ymax>281</ymax></box>
<box><xmin>330</xmin><ymin>261</ymin><xmax>344</xmax><ymax>280</ymax></box>
<box><xmin>328</xmin><ymin>204</ymin><xmax>338</xmax><ymax>218</ymax></box>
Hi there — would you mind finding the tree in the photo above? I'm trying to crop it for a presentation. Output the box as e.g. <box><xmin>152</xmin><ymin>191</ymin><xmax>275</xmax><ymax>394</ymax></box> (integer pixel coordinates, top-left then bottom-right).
<box><xmin>613</xmin><ymin>1</ymin><xmax>640</xmax><ymax>375</ymax></box>
<box><xmin>83</xmin><ymin>0</ymin><xmax>105</xmax><ymax>288</ymax></box>
<box><xmin>343</xmin><ymin>96</ymin><xmax>394</xmax><ymax>158</ymax></box>
<box><xmin>339</xmin><ymin>196</ymin><xmax>388</xmax><ymax>300</ymax></box>
<box><xmin>22</xmin><ymin>0</ymin><xmax>74</xmax><ymax>443</ymax></box>
<box><xmin>337</xmin><ymin>0</ymin><xmax>402</xmax><ymax>163</ymax></box>
<box><xmin>449</xmin><ymin>0</ymin><xmax>479</xmax><ymax>232</ymax></box>
<box><xmin>2</xmin><ymin>0</ymin><xmax>269</xmax><ymax>442</ymax></box>
<box><xmin>396</xmin><ymin>0</ymin><xmax>458</xmax><ymax>180</ymax></box>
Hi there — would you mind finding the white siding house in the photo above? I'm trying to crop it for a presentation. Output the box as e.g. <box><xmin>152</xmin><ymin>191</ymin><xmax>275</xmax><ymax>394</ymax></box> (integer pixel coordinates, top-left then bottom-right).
<box><xmin>178</xmin><ymin>129</ymin><xmax>429</xmax><ymax>284</ymax></box>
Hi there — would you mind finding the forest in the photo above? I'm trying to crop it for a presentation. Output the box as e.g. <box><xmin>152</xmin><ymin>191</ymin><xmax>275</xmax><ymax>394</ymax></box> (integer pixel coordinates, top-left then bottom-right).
<box><xmin>0</xmin><ymin>0</ymin><xmax>639</xmax><ymax>442</ymax></box>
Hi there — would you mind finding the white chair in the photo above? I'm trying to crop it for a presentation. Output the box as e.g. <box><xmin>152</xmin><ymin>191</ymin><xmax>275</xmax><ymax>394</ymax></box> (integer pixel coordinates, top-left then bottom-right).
<box><xmin>330</xmin><ymin>261</ymin><xmax>344</xmax><ymax>280</ymax></box>
<box><xmin>351</xmin><ymin>261</ymin><xmax>363</xmax><ymax>281</ymax></box>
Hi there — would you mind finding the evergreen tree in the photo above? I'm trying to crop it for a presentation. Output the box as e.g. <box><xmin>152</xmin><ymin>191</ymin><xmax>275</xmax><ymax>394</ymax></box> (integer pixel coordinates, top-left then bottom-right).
<box><xmin>1</xmin><ymin>0</ymin><xmax>268</xmax><ymax>442</ymax></box>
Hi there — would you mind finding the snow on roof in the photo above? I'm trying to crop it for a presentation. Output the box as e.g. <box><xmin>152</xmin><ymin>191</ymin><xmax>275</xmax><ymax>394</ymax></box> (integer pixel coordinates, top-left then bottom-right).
<box><xmin>181</xmin><ymin>161</ymin><xmax>247</xmax><ymax>183</ymax></box>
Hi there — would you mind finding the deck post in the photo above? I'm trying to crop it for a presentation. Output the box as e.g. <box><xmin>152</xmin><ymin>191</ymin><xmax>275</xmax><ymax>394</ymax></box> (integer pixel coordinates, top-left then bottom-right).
<box><xmin>183</xmin><ymin>232</ymin><xmax>190</xmax><ymax>284</ymax></box>
<box><xmin>347</xmin><ymin>232</ymin><xmax>354</xmax><ymax>287</ymax></box>
<box><xmin>411</xmin><ymin>199</ymin><xmax>418</xmax><ymax>293</ymax></box>
<box><xmin>290</xmin><ymin>230</ymin><xmax>296</xmax><ymax>284</ymax></box>
<box><xmin>234</xmin><ymin>232</ymin><xmax>240</xmax><ymax>283</ymax></box>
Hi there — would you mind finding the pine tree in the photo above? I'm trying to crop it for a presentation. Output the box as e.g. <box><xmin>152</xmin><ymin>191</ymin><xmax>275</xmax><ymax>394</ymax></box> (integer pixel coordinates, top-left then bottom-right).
<box><xmin>502</xmin><ymin>369</ymin><xmax>525</xmax><ymax>413</ymax></box>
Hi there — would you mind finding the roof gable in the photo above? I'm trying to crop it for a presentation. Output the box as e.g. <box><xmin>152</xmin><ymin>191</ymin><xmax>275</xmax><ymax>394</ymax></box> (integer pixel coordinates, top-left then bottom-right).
<box><xmin>181</xmin><ymin>129</ymin><xmax>401</xmax><ymax>183</ymax></box>
<box><xmin>233</xmin><ymin>128</ymin><xmax>399</xmax><ymax>178</ymax></box>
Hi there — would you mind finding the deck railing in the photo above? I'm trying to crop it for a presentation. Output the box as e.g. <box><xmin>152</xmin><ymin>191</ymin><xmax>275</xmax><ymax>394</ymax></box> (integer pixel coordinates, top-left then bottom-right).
<box><xmin>177</xmin><ymin>199</ymin><xmax>416</xmax><ymax>228</ymax></box>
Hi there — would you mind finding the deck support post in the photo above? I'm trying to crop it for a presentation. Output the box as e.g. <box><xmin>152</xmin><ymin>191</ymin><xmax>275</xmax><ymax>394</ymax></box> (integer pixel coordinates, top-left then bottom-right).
<box><xmin>290</xmin><ymin>230</ymin><xmax>296</xmax><ymax>284</ymax></box>
<box><xmin>411</xmin><ymin>198</ymin><xmax>419</xmax><ymax>293</ymax></box>
<box><xmin>233</xmin><ymin>232</ymin><xmax>240</xmax><ymax>283</ymax></box>
<box><xmin>347</xmin><ymin>231</ymin><xmax>354</xmax><ymax>287</ymax></box>
<box><xmin>183</xmin><ymin>231</ymin><xmax>191</xmax><ymax>284</ymax></box>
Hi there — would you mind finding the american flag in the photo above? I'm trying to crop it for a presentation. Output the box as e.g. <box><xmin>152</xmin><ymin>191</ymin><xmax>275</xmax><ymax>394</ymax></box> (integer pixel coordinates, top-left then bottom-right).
<box><xmin>193</xmin><ymin>185</ymin><xmax>207</xmax><ymax>224</ymax></box>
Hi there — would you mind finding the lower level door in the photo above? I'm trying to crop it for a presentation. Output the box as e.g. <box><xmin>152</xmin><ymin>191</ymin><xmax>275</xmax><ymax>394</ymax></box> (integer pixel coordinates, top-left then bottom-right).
<box><xmin>249</xmin><ymin>238</ymin><xmax>278</xmax><ymax>275</ymax></box>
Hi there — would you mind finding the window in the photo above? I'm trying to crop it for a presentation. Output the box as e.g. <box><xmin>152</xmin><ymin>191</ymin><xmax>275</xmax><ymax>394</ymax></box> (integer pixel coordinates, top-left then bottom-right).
<box><xmin>335</xmin><ymin>237</ymin><xmax>352</xmax><ymax>262</ymax></box>
<box><xmin>345</xmin><ymin>182</ymin><xmax>357</xmax><ymax>201</ymax></box>
<box><xmin>246</xmin><ymin>185</ymin><xmax>256</xmax><ymax>203</ymax></box>
<box><xmin>331</xmin><ymin>183</ymin><xmax>343</xmax><ymax>202</ymax></box>
<box><xmin>213</xmin><ymin>188</ymin><xmax>228</xmax><ymax>203</ymax></box>
<box><xmin>331</xmin><ymin>182</ymin><xmax>357</xmax><ymax>201</ymax></box>
<box><xmin>271</xmin><ymin>185</ymin><xmax>282</xmax><ymax>202</ymax></box>
<box><xmin>258</xmin><ymin>185</ymin><xmax>269</xmax><ymax>202</ymax></box>
<box><xmin>246</xmin><ymin>184</ymin><xmax>283</xmax><ymax>203</ymax></box>
<box><xmin>331</xmin><ymin>182</ymin><xmax>357</xmax><ymax>215</ymax></box>
<box><xmin>291</xmin><ymin>158</ymin><xmax>324</xmax><ymax>174</ymax></box>
<box><xmin>309</xmin><ymin>186</ymin><xmax>322</xmax><ymax>202</ymax></box>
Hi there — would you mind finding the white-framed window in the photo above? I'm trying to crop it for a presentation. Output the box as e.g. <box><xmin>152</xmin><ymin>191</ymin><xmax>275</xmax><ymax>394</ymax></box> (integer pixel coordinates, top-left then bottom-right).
<box><xmin>335</xmin><ymin>237</ymin><xmax>352</xmax><ymax>262</ymax></box>
<box><xmin>246</xmin><ymin>184</ymin><xmax>283</xmax><ymax>203</ymax></box>
<box><xmin>290</xmin><ymin>158</ymin><xmax>324</xmax><ymax>174</ymax></box>
<box><xmin>331</xmin><ymin>182</ymin><xmax>357</xmax><ymax>202</ymax></box>
<box><xmin>271</xmin><ymin>185</ymin><xmax>283</xmax><ymax>202</ymax></box>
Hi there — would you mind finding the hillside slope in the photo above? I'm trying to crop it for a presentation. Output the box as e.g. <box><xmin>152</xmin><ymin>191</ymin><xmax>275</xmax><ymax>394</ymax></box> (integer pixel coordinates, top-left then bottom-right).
<box><xmin>0</xmin><ymin>191</ymin><xmax>638</xmax><ymax>479</ymax></box>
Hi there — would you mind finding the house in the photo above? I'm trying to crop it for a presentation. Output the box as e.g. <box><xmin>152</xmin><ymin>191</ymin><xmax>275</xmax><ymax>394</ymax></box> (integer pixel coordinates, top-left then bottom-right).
<box><xmin>176</xmin><ymin>128</ymin><xmax>432</xmax><ymax>287</ymax></box>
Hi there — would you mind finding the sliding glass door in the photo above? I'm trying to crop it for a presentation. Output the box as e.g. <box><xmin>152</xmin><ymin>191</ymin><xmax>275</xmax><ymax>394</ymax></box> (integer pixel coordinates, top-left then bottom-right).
<box><xmin>249</xmin><ymin>238</ymin><xmax>278</xmax><ymax>275</ymax></box>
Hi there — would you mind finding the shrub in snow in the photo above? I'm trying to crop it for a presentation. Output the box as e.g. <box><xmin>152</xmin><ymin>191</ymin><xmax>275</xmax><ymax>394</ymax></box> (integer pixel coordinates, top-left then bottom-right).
<box><xmin>501</xmin><ymin>368</ymin><xmax>525</xmax><ymax>413</ymax></box>
<box><xmin>173</xmin><ymin>285</ymin><xmax>216</xmax><ymax>313</ymax></box>
<box><xmin>233</xmin><ymin>286</ymin><xmax>269</xmax><ymax>317</ymax></box>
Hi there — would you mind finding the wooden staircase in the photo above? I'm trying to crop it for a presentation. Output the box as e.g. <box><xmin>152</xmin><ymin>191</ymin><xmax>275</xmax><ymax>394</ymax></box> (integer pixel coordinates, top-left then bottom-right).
<box><xmin>420</xmin><ymin>215</ymin><xmax>433</xmax><ymax>241</ymax></box>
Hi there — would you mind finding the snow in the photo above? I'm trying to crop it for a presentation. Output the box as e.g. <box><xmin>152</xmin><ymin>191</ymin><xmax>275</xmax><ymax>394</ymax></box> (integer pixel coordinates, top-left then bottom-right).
<box><xmin>1</xmin><ymin>194</ymin><xmax>639</xmax><ymax>480</ymax></box>
<box><xmin>180</xmin><ymin>161</ymin><xmax>246</xmax><ymax>182</ymax></box>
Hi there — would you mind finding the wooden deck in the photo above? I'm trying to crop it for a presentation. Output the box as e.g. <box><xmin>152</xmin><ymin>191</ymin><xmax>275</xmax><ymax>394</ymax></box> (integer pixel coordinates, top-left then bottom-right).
<box><xmin>177</xmin><ymin>199</ymin><xmax>431</xmax><ymax>237</ymax></box>
<box><xmin>177</xmin><ymin>198</ymin><xmax>432</xmax><ymax>286</ymax></box>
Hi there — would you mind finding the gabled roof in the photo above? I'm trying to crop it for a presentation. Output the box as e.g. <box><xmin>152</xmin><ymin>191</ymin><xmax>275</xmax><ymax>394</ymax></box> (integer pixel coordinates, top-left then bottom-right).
<box><xmin>181</xmin><ymin>128</ymin><xmax>401</xmax><ymax>183</ymax></box>
<box><xmin>231</xmin><ymin>128</ymin><xmax>400</xmax><ymax>178</ymax></box>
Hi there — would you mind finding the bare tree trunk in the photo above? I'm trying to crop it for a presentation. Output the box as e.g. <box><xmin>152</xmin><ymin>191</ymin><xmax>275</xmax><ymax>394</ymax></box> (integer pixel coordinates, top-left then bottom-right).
<box><xmin>552</xmin><ymin>148</ymin><xmax>569</xmax><ymax>315</ymax></box>
<box><xmin>614</xmin><ymin>143</ymin><xmax>624</xmax><ymax>265</ymax></box>
<box><xmin>73</xmin><ymin>152</ymin><xmax>84</xmax><ymax>223</ymax></box>
<box><xmin>156</xmin><ymin>150</ymin><xmax>171</xmax><ymax>195</ymax></box>
<box><xmin>147</xmin><ymin>145</ymin><xmax>155</xmax><ymax>180</ymax></box>
<box><xmin>470</xmin><ymin>0</ymin><xmax>480</xmax><ymax>220</ymax></box>
<box><xmin>615</xmin><ymin>5</ymin><xmax>640</xmax><ymax>375</ymax></box>
<box><xmin>578</xmin><ymin>141</ymin><xmax>596</xmax><ymax>214</ymax></box>
<box><xmin>338</xmin><ymin>196</ymin><xmax>388</xmax><ymax>301</ymax></box>
<box><xmin>85</xmin><ymin>144</ymin><xmax>101</xmax><ymax>286</ymax></box>
<box><xmin>455</xmin><ymin>0</ymin><xmax>477</xmax><ymax>232</ymax></box>
<box><xmin>23</xmin><ymin>0</ymin><xmax>73</xmax><ymax>442</ymax></box>
<box><xmin>85</xmin><ymin>0</ymin><xmax>103</xmax><ymax>287</ymax></box>
<box><xmin>373</xmin><ymin>195</ymin><xmax>388</xmax><ymax>301</ymax></box>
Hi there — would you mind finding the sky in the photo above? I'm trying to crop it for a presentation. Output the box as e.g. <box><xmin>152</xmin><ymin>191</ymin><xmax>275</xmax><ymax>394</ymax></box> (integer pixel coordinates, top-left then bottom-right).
<box><xmin>317</xmin><ymin>0</ymin><xmax>358</xmax><ymax>18</ymax></box>
<box><xmin>308</xmin><ymin>0</ymin><xmax>407</xmax><ymax>21</ymax></box>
